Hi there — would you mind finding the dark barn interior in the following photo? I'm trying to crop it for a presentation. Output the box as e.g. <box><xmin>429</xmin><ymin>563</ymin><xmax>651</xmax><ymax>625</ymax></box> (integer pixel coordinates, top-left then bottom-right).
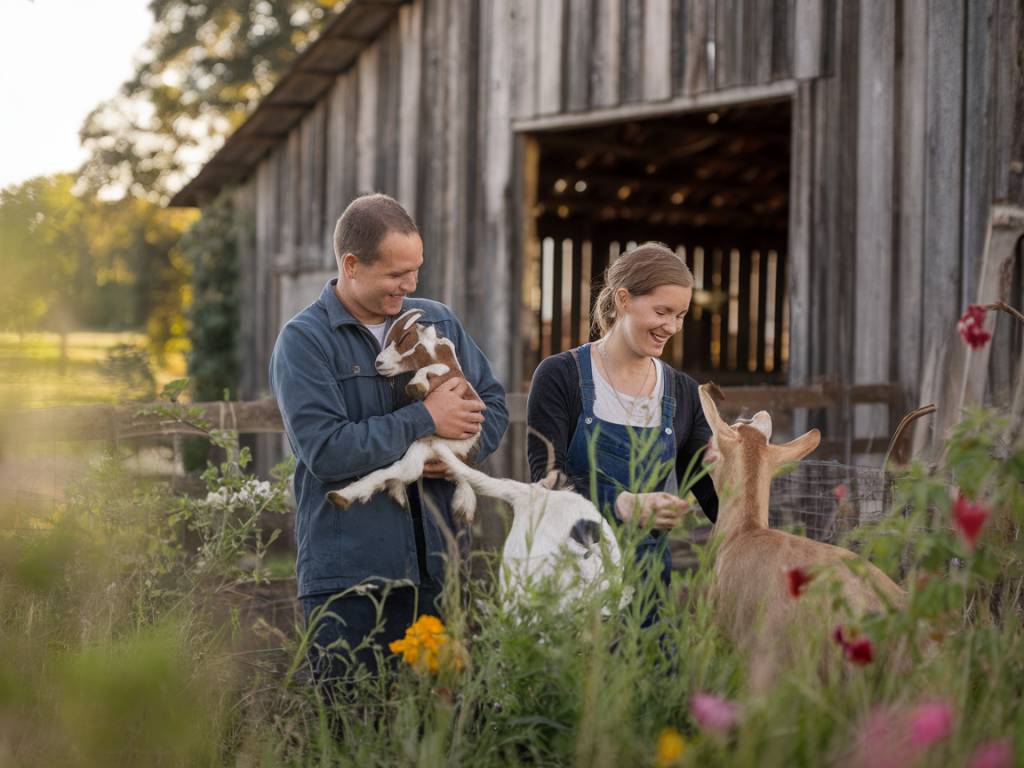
<box><xmin>522</xmin><ymin>100</ymin><xmax>791</xmax><ymax>388</ymax></box>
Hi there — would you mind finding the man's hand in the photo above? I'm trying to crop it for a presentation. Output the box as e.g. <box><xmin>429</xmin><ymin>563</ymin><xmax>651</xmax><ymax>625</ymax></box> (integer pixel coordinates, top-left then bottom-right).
<box><xmin>423</xmin><ymin>378</ymin><xmax>486</xmax><ymax>440</ymax></box>
<box><xmin>615</xmin><ymin>491</ymin><xmax>691</xmax><ymax>531</ymax></box>
<box><xmin>422</xmin><ymin>458</ymin><xmax>454</xmax><ymax>479</ymax></box>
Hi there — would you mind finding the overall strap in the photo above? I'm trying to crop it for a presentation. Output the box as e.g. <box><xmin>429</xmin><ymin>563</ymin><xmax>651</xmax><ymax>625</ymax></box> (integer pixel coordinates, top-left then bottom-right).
<box><xmin>659</xmin><ymin>362</ymin><xmax>677</xmax><ymax>434</ymax></box>
<box><xmin>572</xmin><ymin>344</ymin><xmax>596</xmax><ymax>416</ymax></box>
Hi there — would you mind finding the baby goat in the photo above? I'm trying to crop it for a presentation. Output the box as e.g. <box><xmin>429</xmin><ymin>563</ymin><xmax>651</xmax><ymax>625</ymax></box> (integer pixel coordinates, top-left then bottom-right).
<box><xmin>326</xmin><ymin>309</ymin><xmax>481</xmax><ymax>521</ymax></box>
<box><xmin>430</xmin><ymin>444</ymin><xmax>626</xmax><ymax>610</ymax></box>
<box><xmin>698</xmin><ymin>384</ymin><xmax>906</xmax><ymax>690</ymax></box>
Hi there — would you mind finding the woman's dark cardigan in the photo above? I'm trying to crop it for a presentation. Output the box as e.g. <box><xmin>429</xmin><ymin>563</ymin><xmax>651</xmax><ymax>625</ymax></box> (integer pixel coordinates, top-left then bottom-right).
<box><xmin>526</xmin><ymin>350</ymin><xmax>719</xmax><ymax>524</ymax></box>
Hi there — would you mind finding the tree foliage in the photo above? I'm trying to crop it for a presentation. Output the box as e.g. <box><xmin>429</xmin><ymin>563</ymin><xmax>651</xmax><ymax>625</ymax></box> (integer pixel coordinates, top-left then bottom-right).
<box><xmin>78</xmin><ymin>0</ymin><xmax>345</xmax><ymax>202</ymax></box>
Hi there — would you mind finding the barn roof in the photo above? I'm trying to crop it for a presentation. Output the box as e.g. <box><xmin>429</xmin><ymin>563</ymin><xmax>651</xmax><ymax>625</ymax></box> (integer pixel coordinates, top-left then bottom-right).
<box><xmin>169</xmin><ymin>0</ymin><xmax>406</xmax><ymax>208</ymax></box>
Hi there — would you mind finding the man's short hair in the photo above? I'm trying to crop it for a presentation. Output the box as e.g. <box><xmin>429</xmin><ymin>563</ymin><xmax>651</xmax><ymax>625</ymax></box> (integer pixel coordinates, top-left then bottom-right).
<box><xmin>333</xmin><ymin>193</ymin><xmax>419</xmax><ymax>266</ymax></box>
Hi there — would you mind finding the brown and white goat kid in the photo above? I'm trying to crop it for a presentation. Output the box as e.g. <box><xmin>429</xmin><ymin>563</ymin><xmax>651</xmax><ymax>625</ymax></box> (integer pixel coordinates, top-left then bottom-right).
<box><xmin>326</xmin><ymin>309</ymin><xmax>482</xmax><ymax>520</ymax></box>
<box><xmin>698</xmin><ymin>384</ymin><xmax>906</xmax><ymax>690</ymax></box>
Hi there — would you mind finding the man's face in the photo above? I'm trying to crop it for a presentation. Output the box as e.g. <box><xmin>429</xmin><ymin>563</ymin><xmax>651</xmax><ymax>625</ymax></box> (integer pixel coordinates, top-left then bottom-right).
<box><xmin>340</xmin><ymin>231</ymin><xmax>423</xmax><ymax>323</ymax></box>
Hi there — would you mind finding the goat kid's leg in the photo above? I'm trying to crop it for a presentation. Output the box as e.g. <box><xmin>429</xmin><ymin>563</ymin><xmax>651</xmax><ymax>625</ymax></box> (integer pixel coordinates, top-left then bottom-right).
<box><xmin>327</xmin><ymin>443</ymin><xmax>431</xmax><ymax>510</ymax></box>
<box><xmin>452</xmin><ymin>479</ymin><xmax>477</xmax><ymax>524</ymax></box>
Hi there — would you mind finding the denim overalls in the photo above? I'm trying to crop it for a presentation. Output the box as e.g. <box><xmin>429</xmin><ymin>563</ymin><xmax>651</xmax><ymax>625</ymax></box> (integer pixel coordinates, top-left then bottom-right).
<box><xmin>564</xmin><ymin>343</ymin><xmax>678</xmax><ymax>621</ymax></box>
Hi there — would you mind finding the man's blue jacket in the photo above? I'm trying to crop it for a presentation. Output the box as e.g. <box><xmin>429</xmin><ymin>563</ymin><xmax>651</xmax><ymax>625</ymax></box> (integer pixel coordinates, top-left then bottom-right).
<box><xmin>269</xmin><ymin>280</ymin><xmax>509</xmax><ymax>599</ymax></box>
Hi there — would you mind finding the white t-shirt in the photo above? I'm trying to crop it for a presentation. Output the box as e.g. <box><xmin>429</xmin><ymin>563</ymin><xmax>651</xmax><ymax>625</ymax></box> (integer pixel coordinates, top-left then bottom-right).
<box><xmin>364</xmin><ymin>320</ymin><xmax>388</xmax><ymax>348</ymax></box>
<box><xmin>592</xmin><ymin>355</ymin><xmax>664</xmax><ymax>427</ymax></box>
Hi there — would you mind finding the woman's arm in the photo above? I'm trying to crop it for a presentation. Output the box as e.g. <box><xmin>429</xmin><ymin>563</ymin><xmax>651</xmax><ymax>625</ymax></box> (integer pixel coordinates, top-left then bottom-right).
<box><xmin>526</xmin><ymin>353</ymin><xmax>579</xmax><ymax>483</ymax></box>
<box><xmin>675</xmin><ymin>376</ymin><xmax>719</xmax><ymax>523</ymax></box>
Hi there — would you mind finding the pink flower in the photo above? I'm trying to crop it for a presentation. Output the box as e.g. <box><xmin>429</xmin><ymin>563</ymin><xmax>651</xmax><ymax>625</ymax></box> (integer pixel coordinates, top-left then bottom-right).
<box><xmin>690</xmin><ymin>692</ymin><xmax>738</xmax><ymax>734</ymax></box>
<box><xmin>958</xmin><ymin>304</ymin><xmax>992</xmax><ymax>349</ymax></box>
<box><xmin>785</xmin><ymin>566</ymin><xmax>813</xmax><ymax>598</ymax></box>
<box><xmin>953</xmin><ymin>493</ymin><xmax>989</xmax><ymax>550</ymax></box>
<box><xmin>833</xmin><ymin>483</ymin><xmax>851</xmax><ymax>501</ymax></box>
<box><xmin>833</xmin><ymin>626</ymin><xmax>874</xmax><ymax>665</ymax></box>
<box><xmin>908</xmin><ymin>701</ymin><xmax>954</xmax><ymax>747</ymax></box>
<box><xmin>968</xmin><ymin>739</ymin><xmax>1014</xmax><ymax>768</ymax></box>
<box><xmin>844</xmin><ymin>707</ymin><xmax>916</xmax><ymax>768</ymax></box>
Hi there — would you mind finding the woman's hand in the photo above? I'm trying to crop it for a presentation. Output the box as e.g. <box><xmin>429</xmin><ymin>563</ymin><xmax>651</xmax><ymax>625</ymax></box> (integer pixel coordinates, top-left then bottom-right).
<box><xmin>615</xmin><ymin>491</ymin><xmax>690</xmax><ymax>530</ymax></box>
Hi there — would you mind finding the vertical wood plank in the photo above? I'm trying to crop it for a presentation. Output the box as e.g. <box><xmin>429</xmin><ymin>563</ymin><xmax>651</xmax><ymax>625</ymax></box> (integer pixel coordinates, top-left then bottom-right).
<box><xmin>992</xmin><ymin>0</ymin><xmax>1024</xmax><ymax>203</ymax></box>
<box><xmin>397</xmin><ymin>1</ymin><xmax>423</xmax><ymax>216</ymax></box>
<box><xmin>715</xmin><ymin>0</ymin><xmax>744</xmax><ymax>89</ymax></box>
<box><xmin>793</xmin><ymin>0</ymin><xmax>824</xmax><ymax>79</ymax></box>
<box><xmin>621</xmin><ymin>0</ymin><xmax>644</xmax><ymax>102</ymax></box>
<box><xmin>566</xmin><ymin>0</ymin><xmax>593</xmax><ymax>112</ymax></box>
<box><xmin>895</xmin><ymin>0</ymin><xmax>927</xmax><ymax>404</ymax></box>
<box><xmin>787</xmin><ymin>81</ymin><xmax>813</xmax><ymax>411</ymax></box>
<box><xmin>376</xmin><ymin>19</ymin><xmax>402</xmax><ymax>195</ymax></box>
<box><xmin>592</xmin><ymin>0</ymin><xmax>622</xmax><ymax>107</ymax></box>
<box><xmin>752</xmin><ymin>0</ymin><xmax>774</xmax><ymax>84</ymax></box>
<box><xmin>416</xmin><ymin>0</ymin><xmax>446</xmax><ymax>301</ymax></box>
<box><xmin>644</xmin><ymin>0</ymin><xmax>674</xmax><ymax>101</ymax></box>
<box><xmin>771</xmin><ymin>0</ymin><xmax>794</xmax><ymax>80</ymax></box>
<box><xmin>538</xmin><ymin>0</ymin><xmax>566</xmax><ymax>114</ymax></box>
<box><xmin>681</xmin><ymin>0</ymin><xmax>711</xmax><ymax>94</ymax></box>
<box><xmin>356</xmin><ymin>40</ymin><xmax>379</xmax><ymax>194</ymax></box>
<box><xmin>510</xmin><ymin>0</ymin><xmax>539</xmax><ymax>119</ymax></box>
<box><xmin>284</xmin><ymin>130</ymin><xmax>300</xmax><ymax>267</ymax></box>
<box><xmin>853</xmin><ymin>0</ymin><xmax>895</xmax><ymax>444</ymax></box>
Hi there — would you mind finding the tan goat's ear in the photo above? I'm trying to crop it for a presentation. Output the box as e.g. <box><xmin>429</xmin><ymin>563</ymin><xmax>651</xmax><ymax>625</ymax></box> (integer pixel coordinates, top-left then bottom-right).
<box><xmin>749</xmin><ymin>410</ymin><xmax>773</xmax><ymax>440</ymax></box>
<box><xmin>698</xmin><ymin>383</ymin><xmax>736</xmax><ymax>438</ymax></box>
<box><xmin>384</xmin><ymin>308</ymin><xmax>424</xmax><ymax>347</ymax></box>
<box><xmin>767</xmin><ymin>429</ymin><xmax>820</xmax><ymax>466</ymax></box>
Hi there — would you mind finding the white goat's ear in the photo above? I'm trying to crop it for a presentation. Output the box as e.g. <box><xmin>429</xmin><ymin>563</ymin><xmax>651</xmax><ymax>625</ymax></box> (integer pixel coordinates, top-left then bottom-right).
<box><xmin>384</xmin><ymin>309</ymin><xmax>423</xmax><ymax>347</ymax></box>
<box><xmin>767</xmin><ymin>429</ymin><xmax>820</xmax><ymax>466</ymax></box>
<box><xmin>698</xmin><ymin>383</ymin><xmax>736</xmax><ymax>439</ymax></box>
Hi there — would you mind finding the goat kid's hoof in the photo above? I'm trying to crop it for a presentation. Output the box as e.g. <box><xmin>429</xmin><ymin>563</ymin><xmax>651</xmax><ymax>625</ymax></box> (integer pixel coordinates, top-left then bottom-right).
<box><xmin>326</xmin><ymin>490</ymin><xmax>352</xmax><ymax>510</ymax></box>
<box><xmin>405</xmin><ymin>381</ymin><xmax>429</xmax><ymax>400</ymax></box>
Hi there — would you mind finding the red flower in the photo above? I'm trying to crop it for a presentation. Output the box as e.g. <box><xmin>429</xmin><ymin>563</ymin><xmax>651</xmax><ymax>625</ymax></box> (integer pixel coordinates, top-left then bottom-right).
<box><xmin>833</xmin><ymin>625</ymin><xmax>874</xmax><ymax>665</ymax></box>
<box><xmin>953</xmin><ymin>493</ymin><xmax>989</xmax><ymax>550</ymax></box>
<box><xmin>958</xmin><ymin>304</ymin><xmax>992</xmax><ymax>349</ymax></box>
<box><xmin>832</xmin><ymin>483</ymin><xmax>851</xmax><ymax>501</ymax></box>
<box><xmin>785</xmin><ymin>566</ymin><xmax>813</xmax><ymax>598</ymax></box>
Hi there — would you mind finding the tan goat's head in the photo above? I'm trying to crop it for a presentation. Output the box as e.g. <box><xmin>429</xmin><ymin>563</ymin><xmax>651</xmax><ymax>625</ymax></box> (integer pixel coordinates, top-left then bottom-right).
<box><xmin>698</xmin><ymin>383</ymin><xmax>821</xmax><ymax>500</ymax></box>
<box><xmin>375</xmin><ymin>308</ymin><xmax>463</xmax><ymax>399</ymax></box>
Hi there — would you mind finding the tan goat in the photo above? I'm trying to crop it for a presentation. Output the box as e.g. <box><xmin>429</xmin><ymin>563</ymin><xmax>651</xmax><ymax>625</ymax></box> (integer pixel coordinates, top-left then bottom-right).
<box><xmin>698</xmin><ymin>384</ymin><xmax>906</xmax><ymax>690</ymax></box>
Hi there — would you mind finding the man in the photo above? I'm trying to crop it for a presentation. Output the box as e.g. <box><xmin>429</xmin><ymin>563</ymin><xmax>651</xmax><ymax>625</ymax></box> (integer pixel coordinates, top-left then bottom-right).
<box><xmin>269</xmin><ymin>193</ymin><xmax>508</xmax><ymax>683</ymax></box>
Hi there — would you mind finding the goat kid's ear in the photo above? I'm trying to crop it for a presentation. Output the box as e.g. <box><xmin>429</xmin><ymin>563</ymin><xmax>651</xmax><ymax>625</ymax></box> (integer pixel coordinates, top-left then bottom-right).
<box><xmin>698</xmin><ymin>384</ymin><xmax>736</xmax><ymax>439</ymax></box>
<box><xmin>749</xmin><ymin>410</ymin><xmax>773</xmax><ymax>440</ymax></box>
<box><xmin>384</xmin><ymin>308</ymin><xmax>424</xmax><ymax>347</ymax></box>
<box><xmin>767</xmin><ymin>428</ymin><xmax>821</xmax><ymax>466</ymax></box>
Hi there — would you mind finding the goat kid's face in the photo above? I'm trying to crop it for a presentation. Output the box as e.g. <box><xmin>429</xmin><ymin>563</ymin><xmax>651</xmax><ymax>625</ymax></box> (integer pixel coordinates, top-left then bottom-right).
<box><xmin>375</xmin><ymin>309</ymin><xmax>461</xmax><ymax>396</ymax></box>
<box><xmin>698</xmin><ymin>384</ymin><xmax>821</xmax><ymax>497</ymax></box>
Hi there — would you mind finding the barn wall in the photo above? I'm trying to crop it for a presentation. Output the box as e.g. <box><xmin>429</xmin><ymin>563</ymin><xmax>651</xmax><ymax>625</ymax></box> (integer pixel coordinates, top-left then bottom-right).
<box><xmin>223</xmin><ymin>0</ymin><xmax>1023</xmax><ymax>470</ymax></box>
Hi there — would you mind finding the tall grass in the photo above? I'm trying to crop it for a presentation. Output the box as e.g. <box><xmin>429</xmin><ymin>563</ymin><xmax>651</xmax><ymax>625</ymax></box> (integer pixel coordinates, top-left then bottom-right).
<box><xmin>1</xmin><ymin>405</ymin><xmax>1021</xmax><ymax>766</ymax></box>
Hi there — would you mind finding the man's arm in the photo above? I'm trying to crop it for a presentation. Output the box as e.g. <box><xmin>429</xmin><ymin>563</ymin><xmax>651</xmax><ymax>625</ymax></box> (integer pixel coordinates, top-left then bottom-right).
<box><xmin>445</xmin><ymin>316</ymin><xmax>508</xmax><ymax>464</ymax></box>
<box><xmin>270</xmin><ymin>322</ymin><xmax>436</xmax><ymax>485</ymax></box>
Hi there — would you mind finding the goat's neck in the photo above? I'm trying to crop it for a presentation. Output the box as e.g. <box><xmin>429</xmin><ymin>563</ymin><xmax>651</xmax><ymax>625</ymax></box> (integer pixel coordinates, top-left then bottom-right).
<box><xmin>713</xmin><ymin>460</ymin><xmax>772</xmax><ymax>540</ymax></box>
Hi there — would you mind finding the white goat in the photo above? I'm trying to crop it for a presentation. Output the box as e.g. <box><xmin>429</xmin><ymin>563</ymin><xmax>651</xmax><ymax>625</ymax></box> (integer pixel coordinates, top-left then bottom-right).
<box><xmin>430</xmin><ymin>444</ymin><xmax>626</xmax><ymax>610</ymax></box>
<box><xmin>326</xmin><ymin>308</ymin><xmax>481</xmax><ymax>520</ymax></box>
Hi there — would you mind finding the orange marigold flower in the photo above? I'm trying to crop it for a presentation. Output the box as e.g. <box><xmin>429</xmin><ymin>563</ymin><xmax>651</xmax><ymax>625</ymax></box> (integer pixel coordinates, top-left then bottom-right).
<box><xmin>389</xmin><ymin>615</ymin><xmax>465</xmax><ymax>674</ymax></box>
<box><xmin>655</xmin><ymin>727</ymin><xmax>687</xmax><ymax>766</ymax></box>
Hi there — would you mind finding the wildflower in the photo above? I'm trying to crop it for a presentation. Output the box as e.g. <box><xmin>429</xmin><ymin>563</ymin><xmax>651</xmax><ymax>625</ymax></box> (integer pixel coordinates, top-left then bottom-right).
<box><xmin>389</xmin><ymin>615</ymin><xmax>465</xmax><ymax>674</ymax></box>
<box><xmin>654</xmin><ymin>727</ymin><xmax>686</xmax><ymax>766</ymax></box>
<box><xmin>785</xmin><ymin>566</ymin><xmax>813</xmax><ymax>598</ymax></box>
<box><xmin>908</xmin><ymin>701</ymin><xmax>954</xmax><ymax>747</ymax></box>
<box><xmin>833</xmin><ymin>625</ymin><xmax>874</xmax><ymax>665</ymax></box>
<box><xmin>968</xmin><ymin>739</ymin><xmax>1014</xmax><ymax>768</ymax></box>
<box><xmin>847</xmin><ymin>707</ymin><xmax>916</xmax><ymax>768</ymax></box>
<box><xmin>952</xmin><ymin>493</ymin><xmax>989</xmax><ymax>550</ymax></box>
<box><xmin>833</xmin><ymin>483</ymin><xmax>851</xmax><ymax>501</ymax></box>
<box><xmin>957</xmin><ymin>304</ymin><xmax>992</xmax><ymax>349</ymax></box>
<box><xmin>690</xmin><ymin>692</ymin><xmax>738</xmax><ymax>734</ymax></box>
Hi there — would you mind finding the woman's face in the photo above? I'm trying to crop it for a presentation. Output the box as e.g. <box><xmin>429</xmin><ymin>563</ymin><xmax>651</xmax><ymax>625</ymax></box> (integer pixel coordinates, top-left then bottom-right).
<box><xmin>616</xmin><ymin>283</ymin><xmax>692</xmax><ymax>357</ymax></box>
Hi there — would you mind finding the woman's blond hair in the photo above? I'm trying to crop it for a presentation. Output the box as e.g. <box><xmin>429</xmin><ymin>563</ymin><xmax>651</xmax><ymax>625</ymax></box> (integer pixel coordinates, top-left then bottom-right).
<box><xmin>592</xmin><ymin>241</ymin><xmax>694</xmax><ymax>335</ymax></box>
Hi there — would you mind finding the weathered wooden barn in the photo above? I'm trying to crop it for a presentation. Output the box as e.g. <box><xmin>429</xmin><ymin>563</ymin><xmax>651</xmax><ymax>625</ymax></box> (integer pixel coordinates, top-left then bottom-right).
<box><xmin>171</xmin><ymin>0</ymin><xmax>1024</xmax><ymax>476</ymax></box>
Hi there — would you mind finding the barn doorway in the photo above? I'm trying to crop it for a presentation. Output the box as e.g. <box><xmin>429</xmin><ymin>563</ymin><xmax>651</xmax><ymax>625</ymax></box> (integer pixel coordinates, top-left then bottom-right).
<box><xmin>520</xmin><ymin>100</ymin><xmax>791</xmax><ymax>389</ymax></box>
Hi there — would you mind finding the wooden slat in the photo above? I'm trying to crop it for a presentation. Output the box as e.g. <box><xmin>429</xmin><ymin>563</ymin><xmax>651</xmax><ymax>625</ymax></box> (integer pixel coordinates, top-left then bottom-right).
<box><xmin>992</xmin><ymin>0</ymin><xmax>1024</xmax><ymax>202</ymax></box>
<box><xmin>681</xmin><ymin>0</ymin><xmax>711</xmax><ymax>95</ymax></box>
<box><xmin>592</xmin><ymin>0</ymin><xmax>622</xmax><ymax>107</ymax></box>
<box><xmin>643</xmin><ymin>0</ymin><xmax>674</xmax><ymax>101</ymax></box>
<box><xmin>770</xmin><ymin>0</ymin><xmax>794</xmax><ymax>80</ymax></box>
<box><xmin>415</xmin><ymin>0</ymin><xmax>445</xmax><ymax>301</ymax></box>
<box><xmin>621</xmin><ymin>0</ymin><xmax>644</xmax><ymax>103</ymax></box>
<box><xmin>853</xmin><ymin>0</ymin><xmax>895</xmax><ymax>443</ymax></box>
<box><xmin>375</xmin><ymin>18</ymin><xmax>402</xmax><ymax>194</ymax></box>
<box><xmin>793</xmin><ymin>0</ymin><xmax>825</xmax><ymax>80</ymax></box>
<box><xmin>752</xmin><ymin>0</ymin><xmax>774</xmax><ymax>84</ymax></box>
<box><xmin>356</xmin><ymin>40</ymin><xmax>380</xmax><ymax>193</ymax></box>
<box><xmin>565</xmin><ymin>0</ymin><xmax>593</xmax><ymax>112</ymax></box>
<box><xmin>397</xmin><ymin>1</ymin><xmax>423</xmax><ymax>214</ymax></box>
<box><xmin>537</xmin><ymin>0</ymin><xmax>565</xmax><ymax>115</ymax></box>
<box><xmin>510</xmin><ymin>0</ymin><xmax>539</xmax><ymax>119</ymax></box>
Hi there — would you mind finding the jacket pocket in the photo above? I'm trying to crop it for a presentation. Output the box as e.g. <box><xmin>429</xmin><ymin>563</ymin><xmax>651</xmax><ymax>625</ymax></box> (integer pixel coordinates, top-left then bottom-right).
<box><xmin>335</xmin><ymin>369</ymin><xmax>387</xmax><ymax>420</ymax></box>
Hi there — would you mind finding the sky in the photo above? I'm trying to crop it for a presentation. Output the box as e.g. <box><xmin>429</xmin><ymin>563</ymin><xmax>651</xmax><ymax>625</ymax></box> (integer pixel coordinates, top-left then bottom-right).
<box><xmin>0</xmin><ymin>0</ymin><xmax>153</xmax><ymax>190</ymax></box>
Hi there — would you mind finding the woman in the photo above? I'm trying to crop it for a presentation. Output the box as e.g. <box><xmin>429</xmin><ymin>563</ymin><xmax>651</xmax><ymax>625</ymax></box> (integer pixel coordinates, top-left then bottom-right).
<box><xmin>527</xmin><ymin>242</ymin><xmax>718</xmax><ymax>621</ymax></box>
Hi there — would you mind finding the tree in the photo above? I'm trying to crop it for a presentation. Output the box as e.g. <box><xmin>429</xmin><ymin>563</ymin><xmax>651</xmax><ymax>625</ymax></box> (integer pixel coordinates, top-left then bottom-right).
<box><xmin>78</xmin><ymin>0</ymin><xmax>345</xmax><ymax>203</ymax></box>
